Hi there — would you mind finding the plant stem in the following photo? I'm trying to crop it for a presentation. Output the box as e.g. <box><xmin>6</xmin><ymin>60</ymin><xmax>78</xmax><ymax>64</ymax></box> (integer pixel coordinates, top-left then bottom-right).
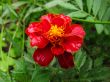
<box><xmin>0</xmin><ymin>24</ymin><xmax>4</xmax><ymax>60</ymax></box>
<box><xmin>8</xmin><ymin>22</ymin><xmax>19</xmax><ymax>56</ymax></box>
<box><xmin>72</xmin><ymin>18</ymin><xmax>110</xmax><ymax>24</ymax></box>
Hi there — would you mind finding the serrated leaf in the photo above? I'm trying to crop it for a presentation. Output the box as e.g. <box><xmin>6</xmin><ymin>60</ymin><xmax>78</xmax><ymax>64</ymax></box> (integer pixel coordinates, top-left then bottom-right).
<box><xmin>95</xmin><ymin>24</ymin><xmax>104</xmax><ymax>34</ymax></box>
<box><xmin>12</xmin><ymin>59</ymin><xmax>31</xmax><ymax>82</ymax></box>
<box><xmin>0</xmin><ymin>70</ymin><xmax>12</xmax><ymax>82</ymax></box>
<box><xmin>32</xmin><ymin>69</ymin><xmax>50</xmax><ymax>82</ymax></box>
<box><xmin>58</xmin><ymin>2</ymin><xmax>78</xmax><ymax>10</ymax></box>
<box><xmin>87</xmin><ymin>0</ymin><xmax>94</xmax><ymax>13</ymax></box>
<box><xmin>75</xmin><ymin>50</ymin><xmax>87</xmax><ymax>70</ymax></box>
<box><xmin>24</xmin><ymin>52</ymin><xmax>35</xmax><ymax>64</ymax></box>
<box><xmin>81</xmin><ymin>57</ymin><xmax>93</xmax><ymax>72</ymax></box>
<box><xmin>92</xmin><ymin>0</ymin><xmax>102</xmax><ymax>16</ymax></box>
<box><xmin>75</xmin><ymin>0</ymin><xmax>83</xmax><ymax>10</ymax></box>
<box><xmin>68</xmin><ymin>11</ymin><xmax>88</xmax><ymax>18</ymax></box>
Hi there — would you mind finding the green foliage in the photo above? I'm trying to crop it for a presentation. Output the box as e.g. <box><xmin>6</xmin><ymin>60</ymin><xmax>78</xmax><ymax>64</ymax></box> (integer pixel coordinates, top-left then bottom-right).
<box><xmin>0</xmin><ymin>0</ymin><xmax>110</xmax><ymax>82</ymax></box>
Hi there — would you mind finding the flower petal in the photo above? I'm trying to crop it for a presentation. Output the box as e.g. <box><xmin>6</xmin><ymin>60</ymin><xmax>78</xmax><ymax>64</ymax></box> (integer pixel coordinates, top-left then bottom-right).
<box><xmin>52</xmin><ymin>16</ymin><xmax>65</xmax><ymax>27</ymax></box>
<box><xmin>41</xmin><ymin>14</ymin><xmax>72</xmax><ymax>28</ymax></box>
<box><xmin>52</xmin><ymin>14</ymin><xmax>71</xmax><ymax>27</ymax></box>
<box><xmin>60</xmin><ymin>14</ymin><xmax>72</xmax><ymax>25</ymax></box>
<box><xmin>30</xmin><ymin>33</ymin><xmax>48</xmax><ymax>48</ymax></box>
<box><xmin>51</xmin><ymin>45</ymin><xmax>64</xmax><ymax>55</ymax></box>
<box><xmin>40</xmin><ymin>13</ymin><xmax>55</xmax><ymax>23</ymax></box>
<box><xmin>41</xmin><ymin>19</ymin><xmax>51</xmax><ymax>32</ymax></box>
<box><xmin>67</xmin><ymin>24</ymin><xmax>85</xmax><ymax>38</ymax></box>
<box><xmin>25</xmin><ymin>22</ymin><xmax>42</xmax><ymax>35</ymax></box>
<box><xmin>61</xmin><ymin>36</ymin><xmax>83</xmax><ymax>53</ymax></box>
<box><xmin>33</xmin><ymin>46</ymin><xmax>54</xmax><ymax>66</ymax></box>
<box><xmin>56</xmin><ymin>52</ymin><xmax>74</xmax><ymax>69</ymax></box>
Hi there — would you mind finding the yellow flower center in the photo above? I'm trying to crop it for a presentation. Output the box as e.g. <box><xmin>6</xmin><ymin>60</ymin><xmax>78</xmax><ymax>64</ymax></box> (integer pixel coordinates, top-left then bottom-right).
<box><xmin>46</xmin><ymin>25</ymin><xmax>64</xmax><ymax>42</ymax></box>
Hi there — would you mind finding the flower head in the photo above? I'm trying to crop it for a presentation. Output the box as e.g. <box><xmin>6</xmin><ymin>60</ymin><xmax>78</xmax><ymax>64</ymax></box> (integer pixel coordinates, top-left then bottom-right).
<box><xmin>25</xmin><ymin>14</ymin><xmax>85</xmax><ymax>69</ymax></box>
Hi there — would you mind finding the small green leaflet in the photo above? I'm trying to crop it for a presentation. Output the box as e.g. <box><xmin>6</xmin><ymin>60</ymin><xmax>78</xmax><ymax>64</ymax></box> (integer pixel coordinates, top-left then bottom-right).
<box><xmin>92</xmin><ymin>0</ymin><xmax>102</xmax><ymax>16</ymax></box>
<box><xmin>87</xmin><ymin>0</ymin><xmax>94</xmax><ymax>13</ymax></box>
<box><xmin>68</xmin><ymin>11</ymin><xmax>88</xmax><ymax>18</ymax></box>
<box><xmin>95</xmin><ymin>24</ymin><xmax>104</xmax><ymax>34</ymax></box>
<box><xmin>58</xmin><ymin>2</ymin><xmax>78</xmax><ymax>10</ymax></box>
<box><xmin>75</xmin><ymin>0</ymin><xmax>83</xmax><ymax>10</ymax></box>
<box><xmin>75</xmin><ymin>50</ymin><xmax>87</xmax><ymax>70</ymax></box>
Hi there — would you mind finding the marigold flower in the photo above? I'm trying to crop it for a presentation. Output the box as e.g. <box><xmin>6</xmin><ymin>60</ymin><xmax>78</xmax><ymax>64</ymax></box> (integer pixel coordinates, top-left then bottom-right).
<box><xmin>25</xmin><ymin>14</ymin><xmax>85</xmax><ymax>69</ymax></box>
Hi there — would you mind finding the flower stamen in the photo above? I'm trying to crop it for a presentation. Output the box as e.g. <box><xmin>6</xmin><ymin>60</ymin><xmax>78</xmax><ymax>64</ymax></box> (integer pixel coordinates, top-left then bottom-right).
<box><xmin>46</xmin><ymin>25</ymin><xmax>64</xmax><ymax>42</ymax></box>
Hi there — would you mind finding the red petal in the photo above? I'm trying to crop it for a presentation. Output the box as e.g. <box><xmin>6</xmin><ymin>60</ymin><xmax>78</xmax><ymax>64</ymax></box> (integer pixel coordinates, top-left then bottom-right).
<box><xmin>41</xmin><ymin>19</ymin><xmax>51</xmax><ymax>32</ymax></box>
<box><xmin>66</xmin><ymin>24</ymin><xmax>85</xmax><ymax>38</ymax></box>
<box><xmin>40</xmin><ymin>14</ymin><xmax>56</xmax><ymax>23</ymax></box>
<box><xmin>30</xmin><ymin>33</ymin><xmax>48</xmax><ymax>48</ymax></box>
<box><xmin>52</xmin><ymin>16</ymin><xmax>65</xmax><ymax>27</ymax></box>
<box><xmin>61</xmin><ymin>36</ymin><xmax>83</xmax><ymax>53</ymax></box>
<box><xmin>52</xmin><ymin>14</ymin><xmax>71</xmax><ymax>27</ymax></box>
<box><xmin>51</xmin><ymin>45</ymin><xmax>64</xmax><ymax>55</ymax></box>
<box><xmin>33</xmin><ymin>46</ymin><xmax>54</xmax><ymax>66</ymax></box>
<box><xmin>56</xmin><ymin>52</ymin><xmax>74</xmax><ymax>69</ymax></box>
<box><xmin>60</xmin><ymin>14</ymin><xmax>72</xmax><ymax>25</ymax></box>
<box><xmin>25</xmin><ymin>22</ymin><xmax>42</xmax><ymax>35</ymax></box>
<box><xmin>41</xmin><ymin>14</ymin><xmax>72</xmax><ymax>28</ymax></box>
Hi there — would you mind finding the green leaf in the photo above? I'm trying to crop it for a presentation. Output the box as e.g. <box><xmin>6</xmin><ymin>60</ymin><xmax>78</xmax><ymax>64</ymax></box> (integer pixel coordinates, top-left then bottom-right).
<box><xmin>0</xmin><ymin>54</ymin><xmax>15</xmax><ymax>72</ymax></box>
<box><xmin>86</xmin><ymin>16</ymin><xmax>104</xmax><ymax>34</ymax></box>
<box><xmin>95</xmin><ymin>24</ymin><xmax>104</xmax><ymax>34</ymax></box>
<box><xmin>81</xmin><ymin>57</ymin><xmax>93</xmax><ymax>72</ymax></box>
<box><xmin>0</xmin><ymin>17</ymin><xmax>3</xmax><ymax>24</ymax></box>
<box><xmin>7</xmin><ymin>5</ymin><xmax>18</xmax><ymax>17</ymax></box>
<box><xmin>102</xmin><ymin>7</ymin><xmax>110</xmax><ymax>21</ymax></box>
<box><xmin>12</xmin><ymin>1</ymin><xmax>28</xmax><ymax>9</ymax></box>
<box><xmin>87</xmin><ymin>67</ymin><xmax>110</xmax><ymax>80</ymax></box>
<box><xmin>104</xmin><ymin>24</ymin><xmax>110</xmax><ymax>35</ymax></box>
<box><xmin>44</xmin><ymin>0</ymin><xmax>59</xmax><ymax>8</ymax></box>
<box><xmin>75</xmin><ymin>0</ymin><xmax>83</xmax><ymax>10</ymax></box>
<box><xmin>87</xmin><ymin>0</ymin><xmax>94</xmax><ymax>13</ymax></box>
<box><xmin>24</xmin><ymin>52</ymin><xmax>35</xmax><ymax>64</ymax></box>
<box><xmin>68</xmin><ymin>11</ymin><xmax>88</xmax><ymax>18</ymax></box>
<box><xmin>102</xmin><ymin>8</ymin><xmax>110</xmax><ymax>35</ymax></box>
<box><xmin>12</xmin><ymin>59</ymin><xmax>31</xmax><ymax>82</ymax></box>
<box><xmin>58</xmin><ymin>2</ymin><xmax>78</xmax><ymax>10</ymax></box>
<box><xmin>75</xmin><ymin>50</ymin><xmax>87</xmax><ymax>70</ymax></box>
<box><xmin>23</xmin><ymin>0</ymin><xmax>60</xmax><ymax>21</ymax></box>
<box><xmin>92</xmin><ymin>0</ymin><xmax>102</xmax><ymax>16</ymax></box>
<box><xmin>32</xmin><ymin>69</ymin><xmax>50</xmax><ymax>82</ymax></box>
<box><xmin>0</xmin><ymin>5</ymin><xmax>2</xmax><ymax>15</ymax></box>
<box><xmin>94</xmin><ymin>56</ymin><xmax>104</xmax><ymax>67</ymax></box>
<box><xmin>0</xmin><ymin>70</ymin><xmax>12</xmax><ymax>82</ymax></box>
<box><xmin>98</xmin><ymin>1</ymin><xmax>107</xmax><ymax>20</ymax></box>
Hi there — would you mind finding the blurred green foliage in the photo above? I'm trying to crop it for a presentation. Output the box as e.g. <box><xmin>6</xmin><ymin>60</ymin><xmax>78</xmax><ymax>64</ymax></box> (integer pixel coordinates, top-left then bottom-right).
<box><xmin>0</xmin><ymin>0</ymin><xmax>110</xmax><ymax>82</ymax></box>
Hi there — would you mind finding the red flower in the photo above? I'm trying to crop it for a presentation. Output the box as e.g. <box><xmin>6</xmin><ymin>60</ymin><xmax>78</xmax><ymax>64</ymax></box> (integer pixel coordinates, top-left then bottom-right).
<box><xmin>25</xmin><ymin>14</ymin><xmax>85</xmax><ymax>69</ymax></box>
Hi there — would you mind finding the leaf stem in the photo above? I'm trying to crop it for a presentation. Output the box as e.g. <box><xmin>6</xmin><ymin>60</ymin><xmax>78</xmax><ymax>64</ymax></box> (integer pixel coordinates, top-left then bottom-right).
<box><xmin>72</xmin><ymin>18</ymin><xmax>110</xmax><ymax>24</ymax></box>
